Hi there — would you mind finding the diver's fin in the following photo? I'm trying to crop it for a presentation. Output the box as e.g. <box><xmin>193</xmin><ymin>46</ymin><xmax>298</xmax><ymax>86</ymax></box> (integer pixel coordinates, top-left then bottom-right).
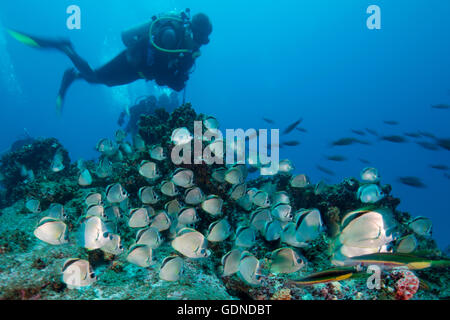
<box><xmin>7</xmin><ymin>29</ymin><xmax>73</xmax><ymax>52</ymax></box>
<box><xmin>56</xmin><ymin>68</ymin><xmax>78</xmax><ymax>114</ymax></box>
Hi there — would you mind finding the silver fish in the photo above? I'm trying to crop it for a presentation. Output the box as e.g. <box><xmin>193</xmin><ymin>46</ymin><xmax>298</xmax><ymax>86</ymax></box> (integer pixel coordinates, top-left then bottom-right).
<box><xmin>126</xmin><ymin>244</ymin><xmax>156</xmax><ymax>267</ymax></box>
<box><xmin>106</xmin><ymin>183</ymin><xmax>128</xmax><ymax>203</ymax></box>
<box><xmin>171</xmin><ymin>228</ymin><xmax>210</xmax><ymax>258</ymax></box>
<box><xmin>159</xmin><ymin>256</ymin><xmax>184</xmax><ymax>281</ymax></box>
<box><xmin>139</xmin><ymin>186</ymin><xmax>160</xmax><ymax>205</ymax></box>
<box><xmin>207</xmin><ymin>219</ymin><xmax>232</xmax><ymax>242</ymax></box>
<box><xmin>62</xmin><ymin>259</ymin><xmax>96</xmax><ymax>289</ymax></box>
<box><xmin>34</xmin><ymin>217</ymin><xmax>68</xmax><ymax>245</ymax></box>
<box><xmin>128</xmin><ymin>208</ymin><xmax>151</xmax><ymax>228</ymax></box>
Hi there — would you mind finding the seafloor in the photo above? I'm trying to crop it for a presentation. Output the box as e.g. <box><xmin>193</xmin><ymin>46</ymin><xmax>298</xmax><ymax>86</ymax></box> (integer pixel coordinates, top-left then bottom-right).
<box><xmin>0</xmin><ymin>104</ymin><xmax>448</xmax><ymax>300</ymax></box>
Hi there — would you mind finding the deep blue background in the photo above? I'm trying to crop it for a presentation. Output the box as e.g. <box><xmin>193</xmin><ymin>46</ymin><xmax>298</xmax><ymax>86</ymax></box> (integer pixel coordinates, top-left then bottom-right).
<box><xmin>0</xmin><ymin>1</ymin><xmax>449</xmax><ymax>248</ymax></box>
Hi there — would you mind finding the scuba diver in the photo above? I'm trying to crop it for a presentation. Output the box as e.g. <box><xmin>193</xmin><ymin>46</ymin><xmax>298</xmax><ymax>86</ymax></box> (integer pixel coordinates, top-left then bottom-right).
<box><xmin>7</xmin><ymin>9</ymin><xmax>212</xmax><ymax>112</ymax></box>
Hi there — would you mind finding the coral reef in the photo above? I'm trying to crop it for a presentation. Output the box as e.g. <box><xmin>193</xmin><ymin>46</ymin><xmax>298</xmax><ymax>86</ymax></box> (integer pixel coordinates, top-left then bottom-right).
<box><xmin>0</xmin><ymin>103</ymin><xmax>448</xmax><ymax>300</ymax></box>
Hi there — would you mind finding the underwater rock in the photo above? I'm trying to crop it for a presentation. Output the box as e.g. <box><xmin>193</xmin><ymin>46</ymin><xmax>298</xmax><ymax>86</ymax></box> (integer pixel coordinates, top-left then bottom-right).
<box><xmin>0</xmin><ymin>138</ymin><xmax>71</xmax><ymax>206</ymax></box>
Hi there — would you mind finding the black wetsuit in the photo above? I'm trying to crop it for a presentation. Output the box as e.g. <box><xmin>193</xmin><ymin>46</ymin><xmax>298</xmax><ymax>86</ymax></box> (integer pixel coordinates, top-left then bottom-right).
<box><xmin>60</xmin><ymin>17</ymin><xmax>200</xmax><ymax>100</ymax></box>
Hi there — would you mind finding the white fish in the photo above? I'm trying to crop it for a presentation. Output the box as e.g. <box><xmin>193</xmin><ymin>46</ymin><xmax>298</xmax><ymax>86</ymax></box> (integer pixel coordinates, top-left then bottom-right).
<box><xmin>149</xmin><ymin>145</ymin><xmax>167</xmax><ymax>161</ymax></box>
<box><xmin>221</xmin><ymin>248</ymin><xmax>243</xmax><ymax>276</ymax></box>
<box><xmin>171</xmin><ymin>127</ymin><xmax>193</xmax><ymax>145</ymax></box>
<box><xmin>34</xmin><ymin>217</ymin><xmax>68</xmax><ymax>245</ymax></box>
<box><xmin>159</xmin><ymin>256</ymin><xmax>184</xmax><ymax>281</ymax></box>
<box><xmin>225</xmin><ymin>167</ymin><xmax>245</xmax><ymax>185</ymax></box>
<box><xmin>139</xmin><ymin>186</ymin><xmax>160</xmax><ymax>205</ymax></box>
<box><xmin>203</xmin><ymin>116</ymin><xmax>220</xmax><ymax>130</ymax></box>
<box><xmin>138</xmin><ymin>160</ymin><xmax>160</xmax><ymax>180</ymax></box>
<box><xmin>171</xmin><ymin>228</ymin><xmax>210</xmax><ymax>258</ymax></box>
<box><xmin>184</xmin><ymin>187</ymin><xmax>205</xmax><ymax>205</ymax></box>
<box><xmin>78</xmin><ymin>169</ymin><xmax>93</xmax><ymax>187</ymax></box>
<box><xmin>235</xmin><ymin>226</ymin><xmax>256</xmax><ymax>248</ymax></box>
<box><xmin>177</xmin><ymin>207</ymin><xmax>199</xmax><ymax>225</ymax></box>
<box><xmin>126</xmin><ymin>244</ymin><xmax>156</xmax><ymax>267</ymax></box>
<box><xmin>250</xmin><ymin>208</ymin><xmax>272</xmax><ymax>232</ymax></box>
<box><xmin>62</xmin><ymin>259</ymin><xmax>96</xmax><ymax>289</ymax></box>
<box><xmin>211</xmin><ymin>167</ymin><xmax>227</xmax><ymax>183</ymax></box>
<box><xmin>160</xmin><ymin>180</ymin><xmax>178</xmax><ymax>197</ymax></box>
<box><xmin>408</xmin><ymin>217</ymin><xmax>432</xmax><ymax>237</ymax></box>
<box><xmin>85</xmin><ymin>192</ymin><xmax>102</xmax><ymax>207</ymax></box>
<box><xmin>270</xmin><ymin>247</ymin><xmax>305</xmax><ymax>274</ymax></box>
<box><xmin>360</xmin><ymin>167</ymin><xmax>380</xmax><ymax>183</ymax></box>
<box><xmin>278</xmin><ymin>159</ymin><xmax>294</xmax><ymax>174</ymax></box>
<box><xmin>150</xmin><ymin>210</ymin><xmax>171</xmax><ymax>231</ymax></box>
<box><xmin>106</xmin><ymin>183</ymin><xmax>128</xmax><ymax>203</ymax></box>
<box><xmin>171</xmin><ymin>168</ymin><xmax>194</xmax><ymax>188</ymax></box>
<box><xmin>281</xmin><ymin>222</ymin><xmax>307</xmax><ymax>248</ymax></box>
<box><xmin>101</xmin><ymin>233</ymin><xmax>124</xmax><ymax>255</ymax></box>
<box><xmin>237</xmin><ymin>193</ymin><xmax>253</xmax><ymax>211</ymax></box>
<box><xmin>51</xmin><ymin>149</ymin><xmax>65</xmax><ymax>172</ymax></box>
<box><xmin>207</xmin><ymin>219</ymin><xmax>232</xmax><ymax>242</ymax></box>
<box><xmin>314</xmin><ymin>180</ymin><xmax>327</xmax><ymax>195</ymax></box>
<box><xmin>120</xmin><ymin>142</ymin><xmax>134</xmax><ymax>155</ymax></box>
<box><xmin>136</xmin><ymin>227</ymin><xmax>162</xmax><ymax>248</ymax></box>
<box><xmin>238</xmin><ymin>252</ymin><xmax>262</xmax><ymax>286</ymax></box>
<box><xmin>77</xmin><ymin>216</ymin><xmax>110</xmax><ymax>250</ymax></box>
<box><xmin>332</xmin><ymin>208</ymin><xmax>396</xmax><ymax>264</ymax></box>
<box><xmin>86</xmin><ymin>204</ymin><xmax>106</xmax><ymax>219</ymax></box>
<box><xmin>357</xmin><ymin>184</ymin><xmax>384</xmax><ymax>204</ymax></box>
<box><xmin>46</xmin><ymin>203</ymin><xmax>67</xmax><ymax>220</ymax></box>
<box><xmin>201</xmin><ymin>195</ymin><xmax>223</xmax><ymax>216</ymax></box>
<box><xmin>128</xmin><ymin>208</ymin><xmax>151</xmax><ymax>228</ymax></box>
<box><xmin>96</xmin><ymin>158</ymin><xmax>113</xmax><ymax>178</ymax></box>
<box><xmin>271</xmin><ymin>203</ymin><xmax>293</xmax><ymax>222</ymax></box>
<box><xmin>115</xmin><ymin>129</ymin><xmax>127</xmax><ymax>142</ymax></box>
<box><xmin>263</xmin><ymin>219</ymin><xmax>282</xmax><ymax>241</ymax></box>
<box><xmin>165</xmin><ymin>199</ymin><xmax>182</xmax><ymax>218</ymax></box>
<box><xmin>104</xmin><ymin>205</ymin><xmax>121</xmax><ymax>221</ymax></box>
<box><xmin>252</xmin><ymin>191</ymin><xmax>271</xmax><ymax>208</ymax></box>
<box><xmin>290</xmin><ymin>174</ymin><xmax>310</xmax><ymax>188</ymax></box>
<box><xmin>25</xmin><ymin>199</ymin><xmax>41</xmax><ymax>213</ymax></box>
<box><xmin>272</xmin><ymin>191</ymin><xmax>290</xmax><ymax>205</ymax></box>
<box><xmin>396</xmin><ymin>234</ymin><xmax>418</xmax><ymax>254</ymax></box>
<box><xmin>96</xmin><ymin>138</ymin><xmax>118</xmax><ymax>156</ymax></box>
<box><xmin>228</xmin><ymin>183</ymin><xmax>247</xmax><ymax>201</ymax></box>
<box><xmin>295</xmin><ymin>209</ymin><xmax>323</xmax><ymax>243</ymax></box>
<box><xmin>133</xmin><ymin>134</ymin><xmax>146</xmax><ymax>152</ymax></box>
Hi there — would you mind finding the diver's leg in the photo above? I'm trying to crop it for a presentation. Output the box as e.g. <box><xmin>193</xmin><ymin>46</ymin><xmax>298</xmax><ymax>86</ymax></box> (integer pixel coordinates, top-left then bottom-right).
<box><xmin>93</xmin><ymin>51</ymin><xmax>141</xmax><ymax>86</ymax></box>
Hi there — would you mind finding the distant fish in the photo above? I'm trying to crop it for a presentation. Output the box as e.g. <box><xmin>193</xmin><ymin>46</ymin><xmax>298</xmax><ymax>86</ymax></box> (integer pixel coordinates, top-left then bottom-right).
<box><xmin>25</xmin><ymin>199</ymin><xmax>41</xmax><ymax>213</ymax></box>
<box><xmin>203</xmin><ymin>116</ymin><xmax>220</xmax><ymax>130</ymax></box>
<box><xmin>316</xmin><ymin>165</ymin><xmax>335</xmax><ymax>176</ymax></box>
<box><xmin>415</xmin><ymin>141</ymin><xmax>439</xmax><ymax>151</ymax></box>
<box><xmin>51</xmin><ymin>149</ymin><xmax>65</xmax><ymax>173</ymax></box>
<box><xmin>78</xmin><ymin>169</ymin><xmax>93</xmax><ymax>186</ymax></box>
<box><xmin>418</xmin><ymin>131</ymin><xmax>436</xmax><ymax>139</ymax></box>
<box><xmin>325</xmin><ymin>155</ymin><xmax>347</xmax><ymax>162</ymax></box>
<box><xmin>435</xmin><ymin>138</ymin><xmax>450</xmax><ymax>151</ymax></box>
<box><xmin>282</xmin><ymin>118</ymin><xmax>303</xmax><ymax>135</ymax></box>
<box><xmin>359</xmin><ymin>158</ymin><xmax>371</xmax><ymax>164</ymax></box>
<box><xmin>380</xmin><ymin>135</ymin><xmax>408</xmax><ymax>143</ymax></box>
<box><xmin>290</xmin><ymin>174</ymin><xmax>310</xmax><ymax>188</ymax></box>
<box><xmin>397</xmin><ymin>176</ymin><xmax>427</xmax><ymax>188</ymax></box>
<box><xmin>409</xmin><ymin>217</ymin><xmax>432</xmax><ymax>237</ymax></box>
<box><xmin>295</xmin><ymin>127</ymin><xmax>308</xmax><ymax>133</ymax></box>
<box><xmin>262</xmin><ymin>117</ymin><xmax>275</xmax><ymax>124</ymax></box>
<box><xmin>171</xmin><ymin>127</ymin><xmax>193</xmax><ymax>145</ymax></box>
<box><xmin>404</xmin><ymin>132</ymin><xmax>421</xmax><ymax>139</ymax></box>
<box><xmin>360</xmin><ymin>167</ymin><xmax>380</xmax><ymax>183</ymax></box>
<box><xmin>429</xmin><ymin>164</ymin><xmax>449</xmax><ymax>171</ymax></box>
<box><xmin>431</xmin><ymin>104</ymin><xmax>450</xmax><ymax>110</ymax></box>
<box><xmin>365</xmin><ymin>128</ymin><xmax>379</xmax><ymax>137</ymax></box>
<box><xmin>331</xmin><ymin>137</ymin><xmax>370</xmax><ymax>147</ymax></box>
<box><xmin>383</xmin><ymin>120</ymin><xmax>399</xmax><ymax>126</ymax></box>
<box><xmin>351</xmin><ymin>129</ymin><xmax>366</xmax><ymax>136</ymax></box>
<box><xmin>281</xmin><ymin>140</ymin><xmax>301</xmax><ymax>147</ymax></box>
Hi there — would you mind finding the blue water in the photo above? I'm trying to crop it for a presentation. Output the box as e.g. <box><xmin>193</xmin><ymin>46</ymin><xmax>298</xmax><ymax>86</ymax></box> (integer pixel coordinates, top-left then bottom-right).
<box><xmin>0</xmin><ymin>0</ymin><xmax>449</xmax><ymax>248</ymax></box>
